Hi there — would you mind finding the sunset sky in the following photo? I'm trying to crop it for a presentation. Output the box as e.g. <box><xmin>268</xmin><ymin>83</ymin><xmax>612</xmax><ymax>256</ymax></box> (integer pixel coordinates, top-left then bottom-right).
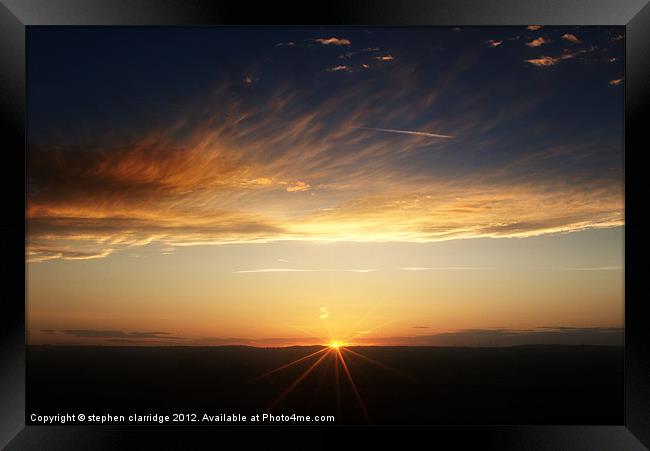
<box><xmin>26</xmin><ymin>27</ymin><xmax>624</xmax><ymax>346</ymax></box>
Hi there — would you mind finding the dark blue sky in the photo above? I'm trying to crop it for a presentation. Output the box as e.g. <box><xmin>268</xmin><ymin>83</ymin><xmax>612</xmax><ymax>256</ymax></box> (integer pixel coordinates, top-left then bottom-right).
<box><xmin>27</xmin><ymin>27</ymin><xmax>624</xmax><ymax>183</ymax></box>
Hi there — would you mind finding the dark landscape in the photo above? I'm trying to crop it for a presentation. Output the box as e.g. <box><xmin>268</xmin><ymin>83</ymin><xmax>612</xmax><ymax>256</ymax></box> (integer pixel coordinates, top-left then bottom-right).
<box><xmin>27</xmin><ymin>345</ymin><xmax>623</xmax><ymax>425</ymax></box>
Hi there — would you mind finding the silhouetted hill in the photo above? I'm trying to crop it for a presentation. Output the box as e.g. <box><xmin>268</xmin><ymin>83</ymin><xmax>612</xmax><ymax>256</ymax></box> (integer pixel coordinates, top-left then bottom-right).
<box><xmin>27</xmin><ymin>345</ymin><xmax>622</xmax><ymax>425</ymax></box>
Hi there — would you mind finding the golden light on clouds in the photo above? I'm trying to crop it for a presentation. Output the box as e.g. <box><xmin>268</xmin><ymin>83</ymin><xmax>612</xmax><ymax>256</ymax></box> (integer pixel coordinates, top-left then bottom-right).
<box><xmin>27</xmin><ymin>65</ymin><xmax>623</xmax><ymax>263</ymax></box>
<box><xmin>26</xmin><ymin>173</ymin><xmax>623</xmax><ymax>262</ymax></box>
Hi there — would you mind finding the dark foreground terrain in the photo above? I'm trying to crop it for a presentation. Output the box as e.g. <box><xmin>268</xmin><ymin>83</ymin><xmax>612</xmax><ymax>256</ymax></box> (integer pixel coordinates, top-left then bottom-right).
<box><xmin>27</xmin><ymin>345</ymin><xmax>622</xmax><ymax>425</ymax></box>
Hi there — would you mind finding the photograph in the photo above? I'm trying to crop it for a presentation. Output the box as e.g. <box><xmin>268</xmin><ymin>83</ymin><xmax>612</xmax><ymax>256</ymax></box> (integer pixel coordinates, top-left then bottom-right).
<box><xmin>25</xmin><ymin>25</ymin><xmax>625</xmax><ymax>426</ymax></box>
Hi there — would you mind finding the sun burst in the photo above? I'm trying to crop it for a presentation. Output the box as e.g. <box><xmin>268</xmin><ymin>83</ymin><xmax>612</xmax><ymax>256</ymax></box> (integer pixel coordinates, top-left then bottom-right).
<box><xmin>328</xmin><ymin>340</ymin><xmax>345</xmax><ymax>349</ymax></box>
<box><xmin>247</xmin><ymin>308</ymin><xmax>408</xmax><ymax>423</ymax></box>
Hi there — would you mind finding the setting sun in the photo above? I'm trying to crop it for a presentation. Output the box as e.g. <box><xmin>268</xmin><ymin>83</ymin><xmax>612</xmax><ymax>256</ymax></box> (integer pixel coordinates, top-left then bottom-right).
<box><xmin>328</xmin><ymin>341</ymin><xmax>344</xmax><ymax>349</ymax></box>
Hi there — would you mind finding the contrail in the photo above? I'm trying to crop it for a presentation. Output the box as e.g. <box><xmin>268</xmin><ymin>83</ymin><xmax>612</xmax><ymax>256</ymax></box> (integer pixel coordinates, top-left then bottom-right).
<box><xmin>359</xmin><ymin>126</ymin><xmax>453</xmax><ymax>139</ymax></box>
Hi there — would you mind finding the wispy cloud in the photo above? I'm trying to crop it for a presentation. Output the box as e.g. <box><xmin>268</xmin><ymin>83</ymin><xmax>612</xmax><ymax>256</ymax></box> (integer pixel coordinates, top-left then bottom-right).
<box><xmin>374</xmin><ymin>55</ymin><xmax>394</xmax><ymax>61</ymax></box>
<box><xmin>319</xmin><ymin>306</ymin><xmax>329</xmax><ymax>320</ymax></box>
<box><xmin>236</xmin><ymin>268</ymin><xmax>377</xmax><ymax>274</ymax></box>
<box><xmin>315</xmin><ymin>37</ymin><xmax>351</xmax><ymax>46</ymax></box>
<box><xmin>326</xmin><ymin>65</ymin><xmax>351</xmax><ymax>73</ymax></box>
<box><xmin>369</xmin><ymin>327</ymin><xmax>623</xmax><ymax>347</ymax></box>
<box><xmin>558</xmin><ymin>266</ymin><xmax>622</xmax><ymax>271</ymax></box>
<box><xmin>27</xmin><ymin>53</ymin><xmax>623</xmax><ymax>262</ymax></box>
<box><xmin>62</xmin><ymin>329</ymin><xmax>172</xmax><ymax>339</ymax></box>
<box><xmin>396</xmin><ymin>266</ymin><xmax>492</xmax><ymax>271</ymax></box>
<box><xmin>274</xmin><ymin>42</ymin><xmax>295</xmax><ymax>47</ymax></box>
<box><xmin>609</xmin><ymin>77</ymin><xmax>624</xmax><ymax>86</ymax></box>
<box><xmin>27</xmin><ymin>247</ymin><xmax>113</xmax><ymax>263</ymax></box>
<box><xmin>487</xmin><ymin>40</ymin><xmax>503</xmax><ymax>48</ymax></box>
<box><xmin>29</xmin><ymin>329</ymin><xmax>185</xmax><ymax>345</ymax></box>
<box><xmin>282</xmin><ymin>180</ymin><xmax>311</xmax><ymax>192</ymax></box>
<box><xmin>527</xmin><ymin>25</ymin><xmax>543</xmax><ymax>31</ymax></box>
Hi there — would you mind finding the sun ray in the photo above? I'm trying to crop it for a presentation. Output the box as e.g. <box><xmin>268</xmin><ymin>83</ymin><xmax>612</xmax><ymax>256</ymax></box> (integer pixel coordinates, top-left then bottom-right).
<box><xmin>336</xmin><ymin>348</ymin><xmax>369</xmax><ymax>422</ymax></box>
<box><xmin>342</xmin><ymin>347</ymin><xmax>414</xmax><ymax>381</ymax></box>
<box><xmin>344</xmin><ymin>318</ymin><xmax>400</xmax><ymax>345</ymax></box>
<box><xmin>323</xmin><ymin>319</ymin><xmax>335</xmax><ymax>342</ymax></box>
<box><xmin>248</xmin><ymin>346</ymin><xmax>329</xmax><ymax>383</ymax></box>
<box><xmin>250</xmin><ymin>313</ymin><xmax>404</xmax><ymax>422</ymax></box>
<box><xmin>269</xmin><ymin>349</ymin><xmax>332</xmax><ymax>410</ymax></box>
<box><xmin>285</xmin><ymin>323</ymin><xmax>332</xmax><ymax>341</ymax></box>
<box><xmin>334</xmin><ymin>351</ymin><xmax>341</xmax><ymax>416</ymax></box>
<box><xmin>339</xmin><ymin>304</ymin><xmax>379</xmax><ymax>343</ymax></box>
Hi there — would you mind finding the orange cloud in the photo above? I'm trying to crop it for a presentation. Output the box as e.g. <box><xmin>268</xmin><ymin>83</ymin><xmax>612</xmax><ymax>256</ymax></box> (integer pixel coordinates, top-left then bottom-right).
<box><xmin>27</xmin><ymin>246</ymin><xmax>114</xmax><ymax>263</ymax></box>
<box><xmin>374</xmin><ymin>55</ymin><xmax>394</xmax><ymax>61</ymax></box>
<box><xmin>525</xmin><ymin>50</ymin><xmax>585</xmax><ymax>67</ymax></box>
<box><xmin>609</xmin><ymin>77</ymin><xmax>624</xmax><ymax>86</ymax></box>
<box><xmin>527</xmin><ymin>25</ymin><xmax>543</xmax><ymax>31</ymax></box>
<box><xmin>526</xmin><ymin>37</ymin><xmax>550</xmax><ymax>47</ymax></box>
<box><xmin>562</xmin><ymin>33</ymin><xmax>581</xmax><ymax>43</ymax></box>
<box><xmin>284</xmin><ymin>181</ymin><xmax>311</xmax><ymax>192</ymax></box>
<box><xmin>315</xmin><ymin>37</ymin><xmax>351</xmax><ymax>46</ymax></box>
<box><xmin>524</xmin><ymin>56</ymin><xmax>558</xmax><ymax>67</ymax></box>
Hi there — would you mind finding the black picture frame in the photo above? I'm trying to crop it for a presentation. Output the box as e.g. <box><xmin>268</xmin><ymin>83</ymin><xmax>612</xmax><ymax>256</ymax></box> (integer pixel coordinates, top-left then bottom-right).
<box><xmin>1</xmin><ymin>1</ymin><xmax>649</xmax><ymax>449</ymax></box>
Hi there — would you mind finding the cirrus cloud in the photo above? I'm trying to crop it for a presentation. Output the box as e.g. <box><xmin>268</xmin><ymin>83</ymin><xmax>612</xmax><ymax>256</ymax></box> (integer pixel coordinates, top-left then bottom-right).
<box><xmin>27</xmin><ymin>60</ymin><xmax>622</xmax><ymax>262</ymax></box>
